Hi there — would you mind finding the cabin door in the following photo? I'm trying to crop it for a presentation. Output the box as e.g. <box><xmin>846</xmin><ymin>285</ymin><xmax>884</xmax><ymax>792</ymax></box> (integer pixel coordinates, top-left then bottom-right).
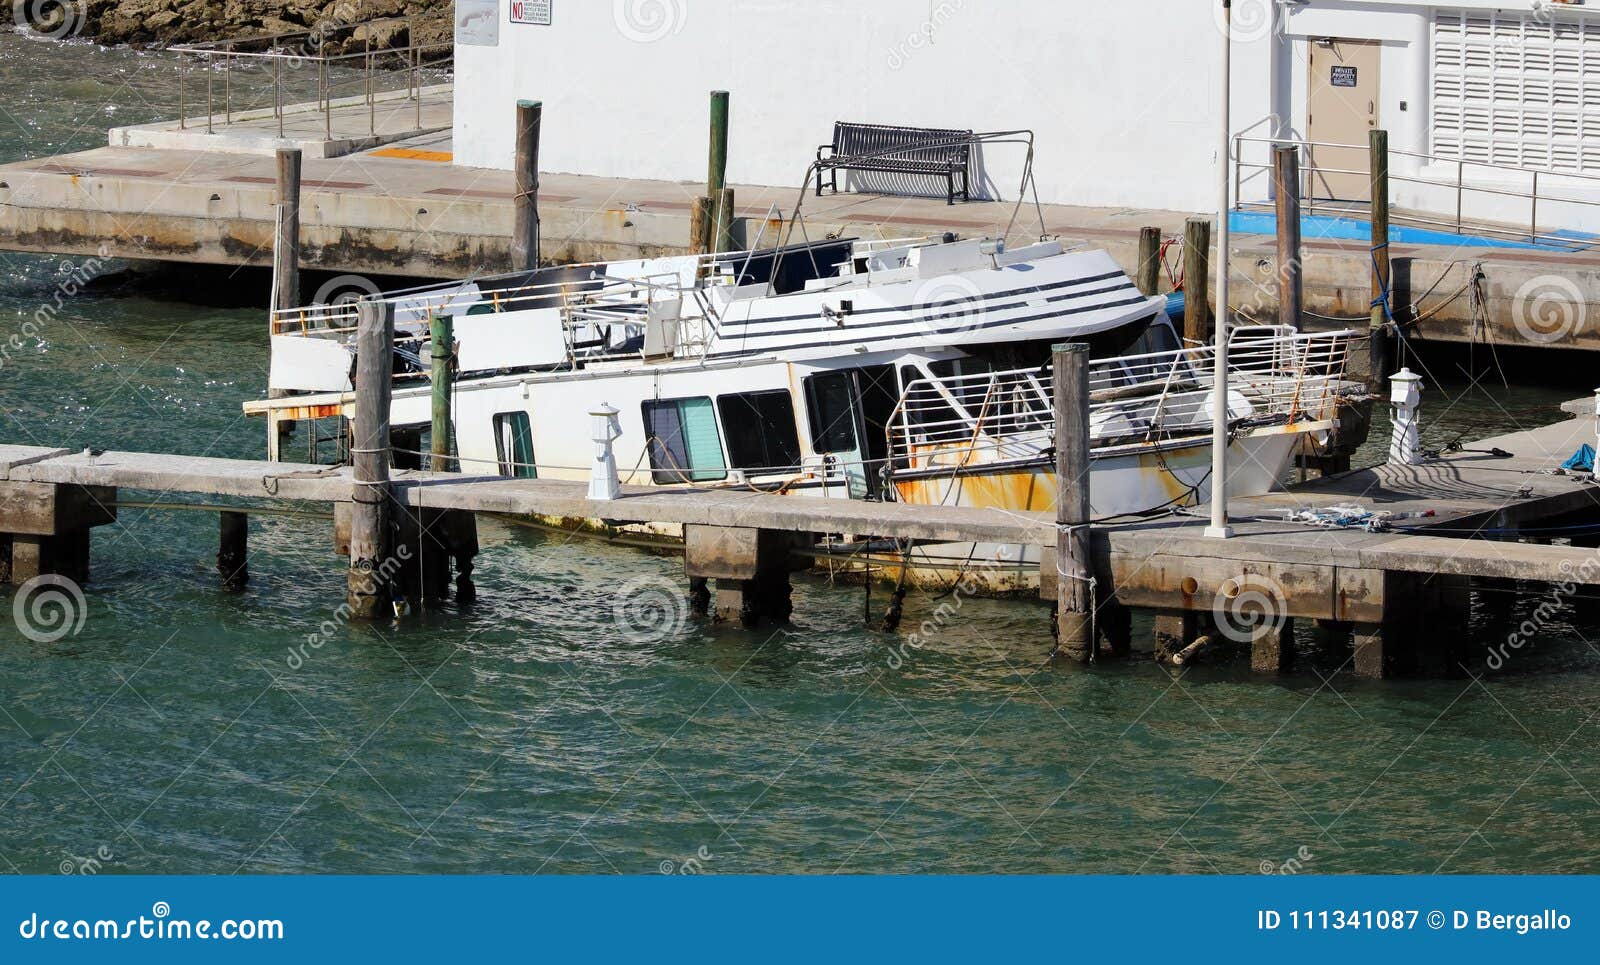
<box><xmin>804</xmin><ymin>366</ymin><xmax>897</xmax><ymax>500</ymax></box>
<box><xmin>1307</xmin><ymin>39</ymin><xmax>1382</xmax><ymax>203</ymax></box>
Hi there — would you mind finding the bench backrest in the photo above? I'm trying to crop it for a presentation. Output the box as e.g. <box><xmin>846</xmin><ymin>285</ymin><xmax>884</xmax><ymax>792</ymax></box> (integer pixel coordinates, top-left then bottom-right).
<box><xmin>832</xmin><ymin>121</ymin><xmax>972</xmax><ymax>165</ymax></box>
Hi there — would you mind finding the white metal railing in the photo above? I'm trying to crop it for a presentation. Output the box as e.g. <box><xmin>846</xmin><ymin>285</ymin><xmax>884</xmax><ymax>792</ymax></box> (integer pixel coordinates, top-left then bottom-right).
<box><xmin>1233</xmin><ymin>132</ymin><xmax>1600</xmax><ymax>248</ymax></box>
<box><xmin>888</xmin><ymin>329</ymin><xmax>1357</xmax><ymax>470</ymax></box>
<box><xmin>170</xmin><ymin>18</ymin><xmax>452</xmax><ymax>141</ymax></box>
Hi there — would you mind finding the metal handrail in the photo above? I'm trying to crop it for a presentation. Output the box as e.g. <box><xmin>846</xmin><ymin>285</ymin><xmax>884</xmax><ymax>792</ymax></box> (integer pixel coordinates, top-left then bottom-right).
<box><xmin>888</xmin><ymin>330</ymin><xmax>1357</xmax><ymax>469</ymax></box>
<box><xmin>1234</xmin><ymin>132</ymin><xmax>1600</xmax><ymax>247</ymax></box>
<box><xmin>170</xmin><ymin>17</ymin><xmax>453</xmax><ymax>140</ymax></box>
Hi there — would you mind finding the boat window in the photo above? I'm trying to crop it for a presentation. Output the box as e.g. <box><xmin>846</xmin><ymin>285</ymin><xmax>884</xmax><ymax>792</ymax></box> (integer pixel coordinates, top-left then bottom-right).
<box><xmin>718</xmin><ymin>390</ymin><xmax>801</xmax><ymax>474</ymax></box>
<box><xmin>642</xmin><ymin>397</ymin><xmax>727</xmax><ymax>483</ymax></box>
<box><xmin>492</xmin><ymin>412</ymin><xmax>537</xmax><ymax>479</ymax></box>
<box><xmin>805</xmin><ymin>372</ymin><xmax>859</xmax><ymax>454</ymax></box>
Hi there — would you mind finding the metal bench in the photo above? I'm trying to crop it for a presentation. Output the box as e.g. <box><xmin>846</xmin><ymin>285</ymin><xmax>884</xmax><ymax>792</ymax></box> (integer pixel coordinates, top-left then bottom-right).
<box><xmin>816</xmin><ymin>121</ymin><xmax>973</xmax><ymax>205</ymax></box>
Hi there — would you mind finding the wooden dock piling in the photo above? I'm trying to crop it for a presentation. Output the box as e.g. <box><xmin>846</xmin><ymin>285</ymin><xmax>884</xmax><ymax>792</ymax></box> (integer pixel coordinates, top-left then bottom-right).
<box><xmin>1369</xmin><ymin>129</ymin><xmax>1393</xmax><ymax>389</ymax></box>
<box><xmin>273</xmin><ymin>148</ymin><xmax>302</xmax><ymax>314</ymax></box>
<box><xmin>707</xmin><ymin>90</ymin><xmax>729</xmax><ymax>203</ymax></box>
<box><xmin>689</xmin><ymin>195</ymin><xmax>714</xmax><ymax>255</ymax></box>
<box><xmin>1136</xmin><ymin>226</ymin><xmax>1162</xmax><ymax>297</ymax></box>
<box><xmin>1182</xmin><ymin>217</ymin><xmax>1211</xmax><ymax>345</ymax></box>
<box><xmin>715</xmin><ymin>186</ymin><xmax>736</xmax><ymax>255</ymax></box>
<box><xmin>1273</xmin><ymin>145</ymin><xmax>1303</xmax><ymax>330</ymax></box>
<box><xmin>218</xmin><ymin>510</ymin><xmax>248</xmax><ymax>592</ymax></box>
<box><xmin>430</xmin><ymin>313</ymin><xmax>454</xmax><ymax>473</ymax></box>
<box><xmin>348</xmin><ymin>298</ymin><xmax>395</xmax><ymax>619</ymax></box>
<box><xmin>1052</xmin><ymin>342</ymin><xmax>1094</xmax><ymax>662</ymax></box>
<box><xmin>511</xmin><ymin>99</ymin><xmax>542</xmax><ymax>273</ymax></box>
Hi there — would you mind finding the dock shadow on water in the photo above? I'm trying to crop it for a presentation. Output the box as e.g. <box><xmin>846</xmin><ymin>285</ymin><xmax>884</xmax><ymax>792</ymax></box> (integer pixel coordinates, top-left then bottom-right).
<box><xmin>0</xmin><ymin>36</ymin><xmax>1598</xmax><ymax>877</ymax></box>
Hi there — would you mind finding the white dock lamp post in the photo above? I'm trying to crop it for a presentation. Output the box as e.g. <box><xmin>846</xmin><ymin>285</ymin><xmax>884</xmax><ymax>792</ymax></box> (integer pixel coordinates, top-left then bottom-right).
<box><xmin>589</xmin><ymin>403</ymin><xmax>623</xmax><ymax>501</ymax></box>
<box><xmin>1207</xmin><ymin>0</ymin><xmax>1235</xmax><ymax>539</ymax></box>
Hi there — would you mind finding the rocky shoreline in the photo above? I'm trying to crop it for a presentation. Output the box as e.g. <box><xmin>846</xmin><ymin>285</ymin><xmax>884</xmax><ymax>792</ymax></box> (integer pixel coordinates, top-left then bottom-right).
<box><xmin>17</xmin><ymin>0</ymin><xmax>451</xmax><ymax>55</ymax></box>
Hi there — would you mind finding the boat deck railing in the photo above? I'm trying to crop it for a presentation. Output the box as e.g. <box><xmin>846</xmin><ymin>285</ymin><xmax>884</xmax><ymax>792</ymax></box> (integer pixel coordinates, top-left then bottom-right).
<box><xmin>888</xmin><ymin>329</ymin><xmax>1358</xmax><ymax>469</ymax></box>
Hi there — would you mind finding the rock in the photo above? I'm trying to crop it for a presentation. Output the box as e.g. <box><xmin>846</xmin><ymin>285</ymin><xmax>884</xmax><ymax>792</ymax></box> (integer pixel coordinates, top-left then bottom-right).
<box><xmin>67</xmin><ymin>0</ymin><xmax>451</xmax><ymax>52</ymax></box>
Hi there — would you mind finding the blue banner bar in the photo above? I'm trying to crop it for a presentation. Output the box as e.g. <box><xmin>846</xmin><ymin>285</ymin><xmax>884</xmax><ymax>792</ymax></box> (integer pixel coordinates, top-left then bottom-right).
<box><xmin>1</xmin><ymin>875</ymin><xmax>1593</xmax><ymax>961</ymax></box>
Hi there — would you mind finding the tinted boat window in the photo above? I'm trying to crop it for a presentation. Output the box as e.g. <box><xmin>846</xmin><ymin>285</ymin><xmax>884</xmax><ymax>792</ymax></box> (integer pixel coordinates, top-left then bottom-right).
<box><xmin>806</xmin><ymin>372</ymin><xmax>858</xmax><ymax>454</ymax></box>
<box><xmin>719</xmin><ymin>391</ymin><xmax>801</xmax><ymax>473</ymax></box>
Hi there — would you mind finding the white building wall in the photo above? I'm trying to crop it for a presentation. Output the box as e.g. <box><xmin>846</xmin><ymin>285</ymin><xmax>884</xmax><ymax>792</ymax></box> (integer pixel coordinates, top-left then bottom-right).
<box><xmin>454</xmin><ymin>0</ymin><xmax>1600</xmax><ymax>231</ymax></box>
<box><xmin>454</xmin><ymin>0</ymin><xmax>1235</xmax><ymax>211</ymax></box>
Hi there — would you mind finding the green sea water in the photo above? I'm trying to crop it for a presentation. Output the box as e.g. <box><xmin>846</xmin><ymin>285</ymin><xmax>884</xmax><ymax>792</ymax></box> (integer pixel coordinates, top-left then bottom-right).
<box><xmin>1</xmin><ymin>33</ymin><xmax>1598</xmax><ymax>876</ymax></box>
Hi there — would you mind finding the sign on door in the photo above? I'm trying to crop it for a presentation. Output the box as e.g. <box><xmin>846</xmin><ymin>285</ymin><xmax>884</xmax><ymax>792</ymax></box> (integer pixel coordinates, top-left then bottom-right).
<box><xmin>511</xmin><ymin>0</ymin><xmax>552</xmax><ymax>25</ymax></box>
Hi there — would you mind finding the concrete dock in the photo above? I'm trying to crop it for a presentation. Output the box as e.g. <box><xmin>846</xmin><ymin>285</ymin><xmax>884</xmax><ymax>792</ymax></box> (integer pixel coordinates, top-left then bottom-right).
<box><xmin>4</xmin><ymin>93</ymin><xmax>1600</xmax><ymax>352</ymax></box>
<box><xmin>2</xmin><ymin>398</ymin><xmax>1598</xmax><ymax>677</ymax></box>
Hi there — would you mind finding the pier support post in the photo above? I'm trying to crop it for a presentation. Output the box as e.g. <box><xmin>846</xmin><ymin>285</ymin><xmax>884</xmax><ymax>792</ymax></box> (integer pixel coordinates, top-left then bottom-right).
<box><xmin>1273</xmin><ymin>145</ymin><xmax>1303</xmax><ymax>330</ymax></box>
<box><xmin>1182</xmin><ymin>217</ymin><xmax>1211</xmax><ymax>345</ymax></box>
<box><xmin>0</xmin><ymin>482</ymin><xmax>114</xmax><ymax>587</ymax></box>
<box><xmin>1250</xmin><ymin>620</ymin><xmax>1296</xmax><ymax>674</ymax></box>
<box><xmin>218</xmin><ymin>510</ymin><xmax>248</xmax><ymax>593</ymax></box>
<box><xmin>348</xmin><ymin>298</ymin><xmax>395</xmax><ymax>620</ymax></box>
<box><xmin>1052</xmin><ymin>342</ymin><xmax>1095</xmax><ymax>662</ymax></box>
<box><xmin>707</xmin><ymin>91</ymin><xmax>729</xmax><ymax>203</ymax></box>
<box><xmin>430</xmin><ymin>313</ymin><xmax>454</xmax><ymax>473</ymax></box>
<box><xmin>1153</xmin><ymin>612</ymin><xmax>1201</xmax><ymax>663</ymax></box>
<box><xmin>684</xmin><ymin>525</ymin><xmax>795</xmax><ymax>629</ymax></box>
<box><xmin>689</xmin><ymin>195</ymin><xmax>714</xmax><ymax>256</ymax></box>
<box><xmin>273</xmin><ymin>148</ymin><xmax>302</xmax><ymax>315</ymax></box>
<box><xmin>1353</xmin><ymin>571</ymin><xmax>1449</xmax><ymax>678</ymax></box>
<box><xmin>511</xmin><ymin>99</ymin><xmax>542</xmax><ymax>273</ymax></box>
<box><xmin>715</xmin><ymin>187</ymin><xmax>737</xmax><ymax>255</ymax></box>
<box><xmin>1368</xmin><ymin>129</ymin><xmax>1394</xmax><ymax>392</ymax></box>
<box><xmin>1136</xmin><ymin>227</ymin><xmax>1161</xmax><ymax>297</ymax></box>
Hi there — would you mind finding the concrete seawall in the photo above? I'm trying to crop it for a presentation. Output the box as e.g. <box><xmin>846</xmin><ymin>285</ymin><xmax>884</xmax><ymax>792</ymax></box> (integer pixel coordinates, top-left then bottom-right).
<box><xmin>3</xmin><ymin>141</ymin><xmax>1600</xmax><ymax>351</ymax></box>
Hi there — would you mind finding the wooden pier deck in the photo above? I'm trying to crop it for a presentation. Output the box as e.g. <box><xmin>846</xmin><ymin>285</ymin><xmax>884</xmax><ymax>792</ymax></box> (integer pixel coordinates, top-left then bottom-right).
<box><xmin>2</xmin><ymin>405</ymin><xmax>1598</xmax><ymax>676</ymax></box>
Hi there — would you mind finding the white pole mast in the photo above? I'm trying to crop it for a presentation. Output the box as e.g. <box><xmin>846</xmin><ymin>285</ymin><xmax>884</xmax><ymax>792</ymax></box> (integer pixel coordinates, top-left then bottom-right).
<box><xmin>1207</xmin><ymin>0</ymin><xmax>1235</xmax><ymax>540</ymax></box>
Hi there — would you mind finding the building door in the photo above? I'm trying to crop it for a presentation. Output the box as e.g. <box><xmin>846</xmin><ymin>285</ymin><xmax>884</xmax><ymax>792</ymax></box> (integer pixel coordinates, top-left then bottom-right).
<box><xmin>1307</xmin><ymin>39</ymin><xmax>1382</xmax><ymax>202</ymax></box>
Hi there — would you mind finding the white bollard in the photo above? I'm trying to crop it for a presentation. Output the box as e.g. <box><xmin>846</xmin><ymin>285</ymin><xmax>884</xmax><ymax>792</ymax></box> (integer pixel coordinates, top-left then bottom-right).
<box><xmin>1593</xmin><ymin>387</ymin><xmax>1599</xmax><ymax>462</ymax></box>
<box><xmin>1389</xmin><ymin>368</ymin><xmax>1423</xmax><ymax>466</ymax></box>
<box><xmin>588</xmin><ymin>403</ymin><xmax>623</xmax><ymax>501</ymax></box>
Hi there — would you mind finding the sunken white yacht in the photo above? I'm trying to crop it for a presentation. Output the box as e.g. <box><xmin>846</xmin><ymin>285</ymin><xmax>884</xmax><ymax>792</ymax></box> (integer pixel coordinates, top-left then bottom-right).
<box><xmin>249</xmin><ymin>231</ymin><xmax>1360</xmax><ymax>589</ymax></box>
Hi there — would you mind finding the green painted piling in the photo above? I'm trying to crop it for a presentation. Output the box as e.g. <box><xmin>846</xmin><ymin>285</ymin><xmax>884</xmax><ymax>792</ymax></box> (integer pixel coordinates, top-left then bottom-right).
<box><xmin>707</xmin><ymin>90</ymin><xmax>729</xmax><ymax>200</ymax></box>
